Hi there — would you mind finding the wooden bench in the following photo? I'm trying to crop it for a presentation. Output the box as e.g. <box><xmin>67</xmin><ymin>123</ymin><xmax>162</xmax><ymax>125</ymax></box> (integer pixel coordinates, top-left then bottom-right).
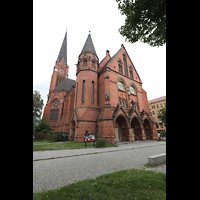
<box><xmin>148</xmin><ymin>153</ymin><xmax>166</xmax><ymax>165</ymax></box>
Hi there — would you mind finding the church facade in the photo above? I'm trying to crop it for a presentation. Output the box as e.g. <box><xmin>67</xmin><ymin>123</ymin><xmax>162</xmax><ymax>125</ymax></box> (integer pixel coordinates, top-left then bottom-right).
<box><xmin>43</xmin><ymin>31</ymin><xmax>158</xmax><ymax>142</ymax></box>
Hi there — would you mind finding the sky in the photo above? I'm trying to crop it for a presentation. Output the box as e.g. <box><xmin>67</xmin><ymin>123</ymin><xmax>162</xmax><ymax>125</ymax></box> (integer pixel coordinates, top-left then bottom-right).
<box><xmin>33</xmin><ymin>0</ymin><xmax>166</xmax><ymax>109</ymax></box>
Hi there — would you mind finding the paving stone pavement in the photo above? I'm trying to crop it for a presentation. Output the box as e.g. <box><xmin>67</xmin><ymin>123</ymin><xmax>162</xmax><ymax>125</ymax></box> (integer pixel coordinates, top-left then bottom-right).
<box><xmin>33</xmin><ymin>141</ymin><xmax>166</xmax><ymax>193</ymax></box>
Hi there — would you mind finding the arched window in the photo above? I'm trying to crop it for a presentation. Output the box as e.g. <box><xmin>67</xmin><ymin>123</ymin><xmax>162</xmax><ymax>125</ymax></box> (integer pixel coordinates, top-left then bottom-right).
<box><xmin>92</xmin><ymin>59</ymin><xmax>95</xmax><ymax>65</ymax></box>
<box><xmin>75</xmin><ymin>83</ymin><xmax>78</xmax><ymax>106</ymax></box>
<box><xmin>82</xmin><ymin>58</ymin><xmax>87</xmax><ymax>68</ymax></box>
<box><xmin>117</xmin><ymin>81</ymin><xmax>124</xmax><ymax>91</ymax></box>
<box><xmin>116</xmin><ymin>77</ymin><xmax>127</xmax><ymax>91</ymax></box>
<box><xmin>123</xmin><ymin>54</ymin><xmax>128</xmax><ymax>76</ymax></box>
<box><xmin>83</xmin><ymin>58</ymin><xmax>87</xmax><ymax>64</ymax></box>
<box><xmin>130</xmin><ymin>71</ymin><xmax>133</xmax><ymax>78</ymax></box>
<box><xmin>50</xmin><ymin>109</ymin><xmax>59</xmax><ymax>120</ymax></box>
<box><xmin>91</xmin><ymin>58</ymin><xmax>96</xmax><ymax>70</ymax></box>
<box><xmin>129</xmin><ymin>66</ymin><xmax>133</xmax><ymax>78</ymax></box>
<box><xmin>129</xmin><ymin>83</ymin><xmax>137</xmax><ymax>95</ymax></box>
<box><xmin>82</xmin><ymin>80</ymin><xmax>85</xmax><ymax>102</ymax></box>
<box><xmin>52</xmin><ymin>100</ymin><xmax>59</xmax><ymax>108</ymax></box>
<box><xmin>50</xmin><ymin>99</ymin><xmax>59</xmax><ymax>120</ymax></box>
<box><xmin>118</xmin><ymin>60</ymin><xmax>123</xmax><ymax>74</ymax></box>
<box><xmin>91</xmin><ymin>81</ymin><xmax>94</xmax><ymax>103</ymax></box>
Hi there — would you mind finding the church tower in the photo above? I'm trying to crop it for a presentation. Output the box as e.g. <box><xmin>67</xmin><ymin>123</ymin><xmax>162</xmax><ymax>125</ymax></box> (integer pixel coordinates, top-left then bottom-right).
<box><xmin>72</xmin><ymin>33</ymin><xmax>100</xmax><ymax>141</ymax></box>
<box><xmin>75</xmin><ymin>33</ymin><xmax>99</xmax><ymax>108</ymax></box>
<box><xmin>48</xmin><ymin>31</ymin><xmax>69</xmax><ymax>98</ymax></box>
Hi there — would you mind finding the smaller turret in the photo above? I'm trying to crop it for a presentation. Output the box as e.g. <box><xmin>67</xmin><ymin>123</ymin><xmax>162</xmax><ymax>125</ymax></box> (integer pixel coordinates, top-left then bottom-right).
<box><xmin>75</xmin><ymin>33</ymin><xmax>99</xmax><ymax>108</ymax></box>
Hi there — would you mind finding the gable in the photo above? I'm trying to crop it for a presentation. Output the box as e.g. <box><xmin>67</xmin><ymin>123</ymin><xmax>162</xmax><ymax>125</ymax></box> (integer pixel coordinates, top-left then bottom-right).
<box><xmin>113</xmin><ymin>106</ymin><xmax>129</xmax><ymax>121</ymax></box>
<box><xmin>99</xmin><ymin>54</ymin><xmax>111</xmax><ymax>70</ymax></box>
<box><xmin>104</xmin><ymin>45</ymin><xmax>142</xmax><ymax>84</ymax></box>
<box><xmin>50</xmin><ymin>92</ymin><xmax>61</xmax><ymax>103</ymax></box>
<box><xmin>121</xmin><ymin>46</ymin><xmax>142</xmax><ymax>83</ymax></box>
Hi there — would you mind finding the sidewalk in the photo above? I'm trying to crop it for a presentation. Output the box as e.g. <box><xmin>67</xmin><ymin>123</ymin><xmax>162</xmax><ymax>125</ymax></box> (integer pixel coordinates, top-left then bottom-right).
<box><xmin>33</xmin><ymin>140</ymin><xmax>166</xmax><ymax>161</ymax></box>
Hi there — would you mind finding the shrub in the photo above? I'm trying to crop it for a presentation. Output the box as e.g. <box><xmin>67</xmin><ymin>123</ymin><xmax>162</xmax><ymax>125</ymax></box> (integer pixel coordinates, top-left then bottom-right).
<box><xmin>96</xmin><ymin>138</ymin><xmax>106</xmax><ymax>148</ymax></box>
<box><xmin>34</xmin><ymin>117</ymin><xmax>52</xmax><ymax>138</ymax></box>
<box><xmin>160</xmin><ymin>131</ymin><xmax>166</xmax><ymax>137</ymax></box>
<box><xmin>48</xmin><ymin>131</ymin><xmax>69</xmax><ymax>142</ymax></box>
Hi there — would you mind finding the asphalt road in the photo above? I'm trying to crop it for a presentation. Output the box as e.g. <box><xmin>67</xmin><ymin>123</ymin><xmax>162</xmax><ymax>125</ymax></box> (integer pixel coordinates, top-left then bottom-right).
<box><xmin>33</xmin><ymin>141</ymin><xmax>166</xmax><ymax>193</ymax></box>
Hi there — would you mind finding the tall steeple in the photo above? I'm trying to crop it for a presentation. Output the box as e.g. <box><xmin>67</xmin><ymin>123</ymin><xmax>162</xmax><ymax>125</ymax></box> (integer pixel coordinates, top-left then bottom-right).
<box><xmin>81</xmin><ymin>33</ymin><xmax>96</xmax><ymax>55</ymax></box>
<box><xmin>48</xmin><ymin>31</ymin><xmax>69</xmax><ymax>95</ymax></box>
<box><xmin>57</xmin><ymin>31</ymin><xmax>67</xmax><ymax>65</ymax></box>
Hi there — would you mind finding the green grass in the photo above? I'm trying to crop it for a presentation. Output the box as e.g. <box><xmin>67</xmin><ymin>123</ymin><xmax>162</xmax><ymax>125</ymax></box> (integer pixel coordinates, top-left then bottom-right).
<box><xmin>33</xmin><ymin>168</ymin><xmax>166</xmax><ymax>200</ymax></box>
<box><xmin>33</xmin><ymin>141</ymin><xmax>117</xmax><ymax>151</ymax></box>
<box><xmin>33</xmin><ymin>139</ymin><xmax>52</xmax><ymax>144</ymax></box>
<box><xmin>33</xmin><ymin>141</ymin><xmax>94</xmax><ymax>151</ymax></box>
<box><xmin>144</xmin><ymin>162</ymin><xmax>166</xmax><ymax>168</ymax></box>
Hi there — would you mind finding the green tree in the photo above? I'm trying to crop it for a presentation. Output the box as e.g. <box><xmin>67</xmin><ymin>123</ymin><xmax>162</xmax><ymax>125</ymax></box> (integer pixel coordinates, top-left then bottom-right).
<box><xmin>33</xmin><ymin>90</ymin><xmax>44</xmax><ymax>127</ymax></box>
<box><xmin>34</xmin><ymin>117</ymin><xmax>52</xmax><ymax>138</ymax></box>
<box><xmin>157</xmin><ymin>106</ymin><xmax>166</xmax><ymax>127</ymax></box>
<box><xmin>116</xmin><ymin>0</ymin><xmax>166</xmax><ymax>47</ymax></box>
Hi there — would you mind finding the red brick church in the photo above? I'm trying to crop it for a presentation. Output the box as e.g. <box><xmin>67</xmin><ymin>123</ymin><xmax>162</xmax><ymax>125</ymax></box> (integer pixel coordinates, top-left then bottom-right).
<box><xmin>43</xmin><ymin>31</ymin><xmax>158</xmax><ymax>142</ymax></box>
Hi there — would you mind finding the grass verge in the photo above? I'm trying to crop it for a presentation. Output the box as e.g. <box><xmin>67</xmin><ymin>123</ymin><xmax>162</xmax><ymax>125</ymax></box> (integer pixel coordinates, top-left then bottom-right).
<box><xmin>33</xmin><ymin>141</ymin><xmax>117</xmax><ymax>151</ymax></box>
<box><xmin>144</xmin><ymin>162</ymin><xmax>166</xmax><ymax>168</ymax></box>
<box><xmin>33</xmin><ymin>168</ymin><xmax>166</xmax><ymax>200</ymax></box>
<box><xmin>33</xmin><ymin>142</ymin><xmax>94</xmax><ymax>151</ymax></box>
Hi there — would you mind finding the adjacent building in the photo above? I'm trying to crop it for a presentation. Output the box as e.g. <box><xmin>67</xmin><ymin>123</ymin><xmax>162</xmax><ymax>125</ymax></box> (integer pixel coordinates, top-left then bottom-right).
<box><xmin>148</xmin><ymin>96</ymin><xmax>166</xmax><ymax>133</ymax></box>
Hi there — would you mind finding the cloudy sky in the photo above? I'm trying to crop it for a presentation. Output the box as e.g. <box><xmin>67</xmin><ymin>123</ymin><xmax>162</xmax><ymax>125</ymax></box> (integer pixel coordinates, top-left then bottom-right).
<box><xmin>33</xmin><ymin>0</ymin><xmax>166</xmax><ymax>108</ymax></box>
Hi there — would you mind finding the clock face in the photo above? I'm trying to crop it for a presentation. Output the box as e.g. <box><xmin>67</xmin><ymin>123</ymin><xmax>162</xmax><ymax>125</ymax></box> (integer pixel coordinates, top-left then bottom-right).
<box><xmin>59</xmin><ymin>69</ymin><xmax>64</xmax><ymax>74</ymax></box>
<box><xmin>117</xmin><ymin>81</ymin><xmax>124</xmax><ymax>90</ymax></box>
<box><xmin>129</xmin><ymin>86</ymin><xmax>135</xmax><ymax>94</ymax></box>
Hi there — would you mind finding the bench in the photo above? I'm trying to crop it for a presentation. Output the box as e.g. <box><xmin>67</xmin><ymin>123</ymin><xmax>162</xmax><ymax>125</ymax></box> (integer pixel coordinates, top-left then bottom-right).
<box><xmin>148</xmin><ymin>153</ymin><xmax>166</xmax><ymax>165</ymax></box>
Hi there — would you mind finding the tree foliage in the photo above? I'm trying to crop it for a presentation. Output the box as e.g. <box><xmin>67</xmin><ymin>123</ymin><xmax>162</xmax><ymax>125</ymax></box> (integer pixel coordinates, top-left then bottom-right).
<box><xmin>158</xmin><ymin>106</ymin><xmax>166</xmax><ymax>127</ymax></box>
<box><xmin>116</xmin><ymin>0</ymin><xmax>166</xmax><ymax>47</ymax></box>
<box><xmin>34</xmin><ymin>117</ymin><xmax>52</xmax><ymax>137</ymax></box>
<box><xmin>33</xmin><ymin>90</ymin><xmax>44</xmax><ymax>127</ymax></box>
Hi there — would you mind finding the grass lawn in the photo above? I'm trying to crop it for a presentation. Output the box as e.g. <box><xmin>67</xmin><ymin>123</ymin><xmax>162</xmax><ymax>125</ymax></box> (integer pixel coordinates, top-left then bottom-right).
<box><xmin>33</xmin><ymin>140</ymin><xmax>117</xmax><ymax>151</ymax></box>
<box><xmin>33</xmin><ymin>139</ymin><xmax>52</xmax><ymax>144</ymax></box>
<box><xmin>33</xmin><ymin>141</ymin><xmax>94</xmax><ymax>151</ymax></box>
<box><xmin>33</xmin><ymin>168</ymin><xmax>166</xmax><ymax>200</ymax></box>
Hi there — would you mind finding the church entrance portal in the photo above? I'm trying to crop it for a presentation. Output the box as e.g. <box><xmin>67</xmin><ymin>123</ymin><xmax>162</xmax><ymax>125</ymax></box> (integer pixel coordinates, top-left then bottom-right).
<box><xmin>143</xmin><ymin>119</ymin><xmax>153</xmax><ymax>140</ymax></box>
<box><xmin>131</xmin><ymin>117</ymin><xmax>143</xmax><ymax>140</ymax></box>
<box><xmin>115</xmin><ymin>115</ymin><xmax>129</xmax><ymax>142</ymax></box>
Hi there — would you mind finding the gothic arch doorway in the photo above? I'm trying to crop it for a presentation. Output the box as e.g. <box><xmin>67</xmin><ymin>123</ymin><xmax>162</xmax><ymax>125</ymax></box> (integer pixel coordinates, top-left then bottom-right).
<box><xmin>131</xmin><ymin>117</ymin><xmax>143</xmax><ymax>140</ymax></box>
<box><xmin>114</xmin><ymin>115</ymin><xmax>129</xmax><ymax>142</ymax></box>
<box><xmin>143</xmin><ymin>119</ymin><xmax>153</xmax><ymax>140</ymax></box>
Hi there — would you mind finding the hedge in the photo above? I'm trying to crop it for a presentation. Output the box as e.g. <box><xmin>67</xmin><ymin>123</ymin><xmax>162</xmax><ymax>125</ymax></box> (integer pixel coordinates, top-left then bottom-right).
<box><xmin>48</xmin><ymin>131</ymin><xmax>69</xmax><ymax>142</ymax></box>
<box><xmin>95</xmin><ymin>138</ymin><xmax>106</xmax><ymax>148</ymax></box>
<box><xmin>160</xmin><ymin>131</ymin><xmax>166</xmax><ymax>137</ymax></box>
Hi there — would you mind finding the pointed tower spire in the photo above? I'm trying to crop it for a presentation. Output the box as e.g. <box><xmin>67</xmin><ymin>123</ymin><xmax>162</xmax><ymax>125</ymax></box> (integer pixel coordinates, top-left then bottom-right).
<box><xmin>81</xmin><ymin>33</ymin><xmax>96</xmax><ymax>55</ymax></box>
<box><xmin>57</xmin><ymin>31</ymin><xmax>67</xmax><ymax>65</ymax></box>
